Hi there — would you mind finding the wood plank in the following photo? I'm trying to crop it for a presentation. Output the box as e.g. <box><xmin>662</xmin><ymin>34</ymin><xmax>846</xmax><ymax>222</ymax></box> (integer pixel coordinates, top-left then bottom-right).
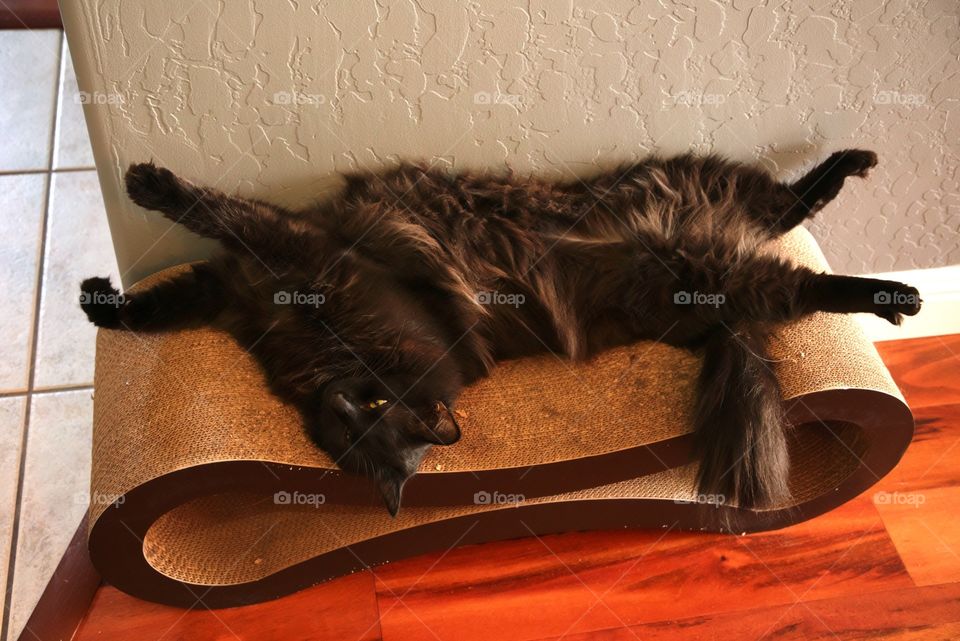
<box><xmin>35</xmin><ymin>334</ymin><xmax>960</xmax><ymax>638</ymax></box>
<box><xmin>869</xmin><ymin>381</ymin><xmax>960</xmax><ymax>587</ymax></box>
<box><xmin>0</xmin><ymin>0</ymin><xmax>61</xmax><ymax>28</ymax></box>
<box><xmin>876</xmin><ymin>402</ymin><xmax>960</xmax><ymax>492</ymax></box>
<box><xmin>876</xmin><ymin>335</ymin><xmax>960</xmax><ymax>409</ymax></box>
<box><xmin>534</xmin><ymin>582</ymin><xmax>960</xmax><ymax>641</ymax></box>
<box><xmin>875</xmin><ymin>486</ymin><xmax>960</xmax><ymax>587</ymax></box>
<box><xmin>374</xmin><ymin>497</ymin><xmax>910</xmax><ymax>641</ymax></box>
<box><xmin>72</xmin><ymin>571</ymin><xmax>381</xmax><ymax>641</ymax></box>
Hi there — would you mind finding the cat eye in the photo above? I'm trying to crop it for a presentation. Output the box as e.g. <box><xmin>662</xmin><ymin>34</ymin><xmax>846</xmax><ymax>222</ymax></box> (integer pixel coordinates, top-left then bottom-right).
<box><xmin>366</xmin><ymin>399</ymin><xmax>389</xmax><ymax>409</ymax></box>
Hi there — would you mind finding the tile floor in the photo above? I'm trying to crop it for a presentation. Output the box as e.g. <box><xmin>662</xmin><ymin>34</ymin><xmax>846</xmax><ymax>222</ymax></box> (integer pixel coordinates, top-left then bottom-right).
<box><xmin>0</xmin><ymin>29</ymin><xmax>120</xmax><ymax>641</ymax></box>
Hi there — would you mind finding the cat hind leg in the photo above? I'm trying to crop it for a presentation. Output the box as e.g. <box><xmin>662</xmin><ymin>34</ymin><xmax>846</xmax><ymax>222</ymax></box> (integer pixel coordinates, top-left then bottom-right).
<box><xmin>661</xmin><ymin>249</ymin><xmax>921</xmax><ymax>329</ymax></box>
<box><xmin>801</xmin><ymin>274</ymin><xmax>921</xmax><ymax>325</ymax></box>
<box><xmin>766</xmin><ymin>149</ymin><xmax>878</xmax><ymax>235</ymax></box>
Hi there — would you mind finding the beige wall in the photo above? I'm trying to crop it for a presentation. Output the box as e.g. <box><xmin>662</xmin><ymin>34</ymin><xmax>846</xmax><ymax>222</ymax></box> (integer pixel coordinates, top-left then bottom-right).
<box><xmin>62</xmin><ymin>0</ymin><xmax>960</xmax><ymax>286</ymax></box>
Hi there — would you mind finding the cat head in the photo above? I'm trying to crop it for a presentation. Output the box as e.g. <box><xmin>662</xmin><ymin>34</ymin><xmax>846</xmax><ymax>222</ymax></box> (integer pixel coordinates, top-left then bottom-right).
<box><xmin>310</xmin><ymin>373</ymin><xmax>462</xmax><ymax>516</ymax></box>
<box><xmin>273</xmin><ymin>252</ymin><xmax>470</xmax><ymax>515</ymax></box>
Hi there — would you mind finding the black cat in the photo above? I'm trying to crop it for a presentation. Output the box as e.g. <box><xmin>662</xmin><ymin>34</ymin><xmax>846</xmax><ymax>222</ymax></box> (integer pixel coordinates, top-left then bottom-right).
<box><xmin>80</xmin><ymin>150</ymin><xmax>920</xmax><ymax>515</ymax></box>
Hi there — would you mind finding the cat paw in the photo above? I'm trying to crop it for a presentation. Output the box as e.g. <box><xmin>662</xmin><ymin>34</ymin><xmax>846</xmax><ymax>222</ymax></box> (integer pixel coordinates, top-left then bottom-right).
<box><xmin>125</xmin><ymin>162</ymin><xmax>185</xmax><ymax>211</ymax></box>
<box><xmin>830</xmin><ymin>149</ymin><xmax>878</xmax><ymax>179</ymax></box>
<box><xmin>872</xmin><ymin>282</ymin><xmax>921</xmax><ymax>325</ymax></box>
<box><xmin>79</xmin><ymin>276</ymin><xmax>125</xmax><ymax>328</ymax></box>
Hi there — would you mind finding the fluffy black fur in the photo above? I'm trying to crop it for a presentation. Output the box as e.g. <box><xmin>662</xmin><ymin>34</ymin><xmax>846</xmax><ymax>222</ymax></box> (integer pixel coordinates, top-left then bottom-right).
<box><xmin>80</xmin><ymin>150</ymin><xmax>921</xmax><ymax>515</ymax></box>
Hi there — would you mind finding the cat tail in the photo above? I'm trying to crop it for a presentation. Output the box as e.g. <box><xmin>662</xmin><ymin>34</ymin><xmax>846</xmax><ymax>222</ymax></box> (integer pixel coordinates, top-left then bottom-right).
<box><xmin>80</xmin><ymin>263</ymin><xmax>226</xmax><ymax>330</ymax></box>
<box><xmin>692</xmin><ymin>323</ymin><xmax>791</xmax><ymax>514</ymax></box>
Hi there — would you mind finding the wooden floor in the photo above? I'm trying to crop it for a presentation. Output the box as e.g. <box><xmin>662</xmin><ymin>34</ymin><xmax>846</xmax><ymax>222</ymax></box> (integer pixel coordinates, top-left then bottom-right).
<box><xmin>72</xmin><ymin>335</ymin><xmax>960</xmax><ymax>641</ymax></box>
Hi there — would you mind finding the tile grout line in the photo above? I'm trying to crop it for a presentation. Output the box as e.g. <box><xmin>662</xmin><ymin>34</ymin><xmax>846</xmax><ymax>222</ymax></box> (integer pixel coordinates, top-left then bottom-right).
<box><xmin>0</xmin><ymin>31</ymin><xmax>64</xmax><ymax>641</ymax></box>
<box><xmin>0</xmin><ymin>167</ymin><xmax>96</xmax><ymax>177</ymax></box>
<box><xmin>0</xmin><ymin>385</ymin><xmax>94</xmax><ymax>400</ymax></box>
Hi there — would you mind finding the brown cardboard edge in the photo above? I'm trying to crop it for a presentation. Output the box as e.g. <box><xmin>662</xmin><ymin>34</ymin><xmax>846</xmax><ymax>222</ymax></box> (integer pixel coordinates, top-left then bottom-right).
<box><xmin>84</xmin><ymin>433</ymin><xmax>693</xmax><ymax>510</ymax></box>
<box><xmin>87</xmin><ymin>388</ymin><xmax>913</xmax><ymax>609</ymax></box>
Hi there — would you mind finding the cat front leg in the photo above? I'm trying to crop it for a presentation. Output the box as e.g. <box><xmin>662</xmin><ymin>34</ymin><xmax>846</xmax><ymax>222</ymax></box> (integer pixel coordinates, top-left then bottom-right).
<box><xmin>124</xmin><ymin>162</ymin><xmax>195</xmax><ymax>216</ymax></box>
<box><xmin>80</xmin><ymin>263</ymin><xmax>226</xmax><ymax>330</ymax></box>
<box><xmin>124</xmin><ymin>163</ymin><xmax>307</xmax><ymax>264</ymax></box>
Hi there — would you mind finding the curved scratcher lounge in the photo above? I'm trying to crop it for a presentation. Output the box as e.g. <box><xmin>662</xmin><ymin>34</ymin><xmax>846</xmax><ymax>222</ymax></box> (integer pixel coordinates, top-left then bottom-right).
<box><xmin>87</xmin><ymin>227</ymin><xmax>913</xmax><ymax>607</ymax></box>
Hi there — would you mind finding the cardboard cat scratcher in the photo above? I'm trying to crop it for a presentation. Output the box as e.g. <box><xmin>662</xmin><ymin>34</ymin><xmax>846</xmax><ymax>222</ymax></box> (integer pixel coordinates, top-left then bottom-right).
<box><xmin>87</xmin><ymin>227</ymin><xmax>913</xmax><ymax>608</ymax></box>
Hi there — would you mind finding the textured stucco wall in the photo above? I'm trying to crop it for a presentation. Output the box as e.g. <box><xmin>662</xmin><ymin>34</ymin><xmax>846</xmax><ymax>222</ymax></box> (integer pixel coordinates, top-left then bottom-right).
<box><xmin>61</xmin><ymin>0</ymin><xmax>960</xmax><ymax>286</ymax></box>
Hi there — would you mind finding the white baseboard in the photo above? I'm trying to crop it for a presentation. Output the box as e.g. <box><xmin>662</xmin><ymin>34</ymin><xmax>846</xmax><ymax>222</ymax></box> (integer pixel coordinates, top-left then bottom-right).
<box><xmin>854</xmin><ymin>265</ymin><xmax>960</xmax><ymax>342</ymax></box>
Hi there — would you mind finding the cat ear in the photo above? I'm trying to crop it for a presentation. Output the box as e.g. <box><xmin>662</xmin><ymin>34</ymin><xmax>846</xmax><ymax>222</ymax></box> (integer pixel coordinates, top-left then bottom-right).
<box><xmin>378</xmin><ymin>472</ymin><xmax>406</xmax><ymax>517</ymax></box>
<box><xmin>418</xmin><ymin>402</ymin><xmax>461</xmax><ymax>446</ymax></box>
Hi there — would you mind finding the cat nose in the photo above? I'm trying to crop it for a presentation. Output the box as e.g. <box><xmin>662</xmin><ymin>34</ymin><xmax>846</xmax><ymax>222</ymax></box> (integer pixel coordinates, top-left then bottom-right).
<box><xmin>330</xmin><ymin>392</ymin><xmax>361</xmax><ymax>423</ymax></box>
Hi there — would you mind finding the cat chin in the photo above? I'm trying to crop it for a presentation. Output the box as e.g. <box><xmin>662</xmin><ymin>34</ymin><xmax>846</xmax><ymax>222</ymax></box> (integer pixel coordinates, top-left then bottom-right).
<box><xmin>381</xmin><ymin>440</ymin><xmax>441</xmax><ymax>516</ymax></box>
<box><xmin>378</xmin><ymin>474</ymin><xmax>405</xmax><ymax>517</ymax></box>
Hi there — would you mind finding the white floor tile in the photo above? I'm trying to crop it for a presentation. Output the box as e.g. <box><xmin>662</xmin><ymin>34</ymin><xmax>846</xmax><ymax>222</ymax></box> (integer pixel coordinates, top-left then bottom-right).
<box><xmin>0</xmin><ymin>396</ymin><xmax>26</xmax><ymax>635</ymax></box>
<box><xmin>0</xmin><ymin>174</ymin><xmax>46</xmax><ymax>393</ymax></box>
<box><xmin>7</xmin><ymin>390</ymin><xmax>92</xmax><ymax>641</ymax></box>
<box><xmin>0</xmin><ymin>30</ymin><xmax>61</xmax><ymax>171</ymax></box>
<box><xmin>53</xmin><ymin>34</ymin><xmax>95</xmax><ymax>170</ymax></box>
<box><xmin>34</xmin><ymin>171</ymin><xmax>119</xmax><ymax>388</ymax></box>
